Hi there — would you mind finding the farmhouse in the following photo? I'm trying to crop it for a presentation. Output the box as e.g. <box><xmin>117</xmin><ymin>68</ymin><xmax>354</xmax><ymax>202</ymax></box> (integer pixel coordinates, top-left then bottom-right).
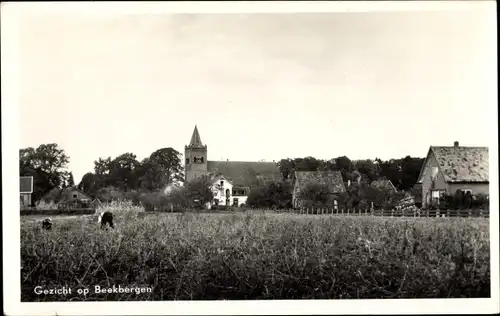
<box><xmin>39</xmin><ymin>186</ymin><xmax>92</xmax><ymax>208</ymax></box>
<box><xmin>291</xmin><ymin>170</ymin><xmax>346</xmax><ymax>208</ymax></box>
<box><xmin>20</xmin><ymin>176</ymin><xmax>34</xmax><ymax>207</ymax></box>
<box><xmin>417</xmin><ymin>141</ymin><xmax>489</xmax><ymax>208</ymax></box>
<box><xmin>371</xmin><ymin>179</ymin><xmax>397</xmax><ymax>193</ymax></box>
<box><xmin>184</xmin><ymin>125</ymin><xmax>281</xmax><ymax>207</ymax></box>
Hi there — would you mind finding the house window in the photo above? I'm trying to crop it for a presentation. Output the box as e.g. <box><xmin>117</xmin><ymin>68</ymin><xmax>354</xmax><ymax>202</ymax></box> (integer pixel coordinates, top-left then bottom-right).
<box><xmin>201</xmin><ymin>157</ymin><xmax>204</xmax><ymax>163</ymax></box>
<box><xmin>73</xmin><ymin>194</ymin><xmax>77</xmax><ymax>198</ymax></box>
<box><xmin>220</xmin><ymin>180</ymin><xmax>224</xmax><ymax>186</ymax></box>
<box><xmin>431</xmin><ymin>190</ymin><xmax>441</xmax><ymax>199</ymax></box>
<box><xmin>460</xmin><ymin>189</ymin><xmax>472</xmax><ymax>194</ymax></box>
<box><xmin>431</xmin><ymin>167</ymin><xmax>439</xmax><ymax>179</ymax></box>
<box><xmin>186</xmin><ymin>158</ymin><xmax>189</xmax><ymax>165</ymax></box>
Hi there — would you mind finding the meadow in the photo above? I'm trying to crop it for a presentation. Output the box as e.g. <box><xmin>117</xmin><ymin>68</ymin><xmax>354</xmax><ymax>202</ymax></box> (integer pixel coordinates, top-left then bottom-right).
<box><xmin>20</xmin><ymin>202</ymin><xmax>491</xmax><ymax>301</ymax></box>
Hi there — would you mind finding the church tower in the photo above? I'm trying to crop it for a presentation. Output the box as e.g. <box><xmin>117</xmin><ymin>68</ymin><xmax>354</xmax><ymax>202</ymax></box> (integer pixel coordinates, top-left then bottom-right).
<box><xmin>185</xmin><ymin>125</ymin><xmax>208</xmax><ymax>182</ymax></box>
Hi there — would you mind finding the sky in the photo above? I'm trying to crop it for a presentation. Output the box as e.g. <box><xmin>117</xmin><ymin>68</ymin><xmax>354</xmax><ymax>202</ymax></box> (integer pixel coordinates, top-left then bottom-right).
<box><xmin>13</xmin><ymin>4</ymin><xmax>497</xmax><ymax>184</ymax></box>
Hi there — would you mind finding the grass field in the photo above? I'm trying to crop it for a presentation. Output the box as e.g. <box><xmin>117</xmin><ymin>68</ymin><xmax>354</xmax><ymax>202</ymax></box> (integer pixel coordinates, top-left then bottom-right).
<box><xmin>20</xmin><ymin>203</ymin><xmax>491</xmax><ymax>301</ymax></box>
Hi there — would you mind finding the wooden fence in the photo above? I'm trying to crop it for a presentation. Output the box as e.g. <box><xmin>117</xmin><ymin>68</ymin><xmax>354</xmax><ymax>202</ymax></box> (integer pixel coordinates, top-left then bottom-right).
<box><xmin>267</xmin><ymin>208</ymin><xmax>489</xmax><ymax>218</ymax></box>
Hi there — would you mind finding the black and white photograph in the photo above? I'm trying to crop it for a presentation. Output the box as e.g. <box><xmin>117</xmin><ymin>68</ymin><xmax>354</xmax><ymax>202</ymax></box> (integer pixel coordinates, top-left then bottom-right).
<box><xmin>2</xmin><ymin>1</ymin><xmax>498</xmax><ymax>315</ymax></box>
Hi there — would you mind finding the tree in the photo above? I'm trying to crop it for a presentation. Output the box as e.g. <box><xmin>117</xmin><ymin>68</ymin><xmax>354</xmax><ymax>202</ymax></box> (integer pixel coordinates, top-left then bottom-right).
<box><xmin>148</xmin><ymin>147</ymin><xmax>184</xmax><ymax>187</ymax></box>
<box><xmin>78</xmin><ymin>172</ymin><xmax>104</xmax><ymax>197</ymax></box>
<box><xmin>67</xmin><ymin>172</ymin><xmax>75</xmax><ymax>187</ymax></box>
<box><xmin>294</xmin><ymin>156</ymin><xmax>324</xmax><ymax>172</ymax></box>
<box><xmin>277</xmin><ymin>158</ymin><xmax>295</xmax><ymax>180</ymax></box>
<box><xmin>19</xmin><ymin>143</ymin><xmax>70</xmax><ymax>204</ymax></box>
<box><xmin>94</xmin><ymin>157</ymin><xmax>112</xmax><ymax>176</ymax></box>
<box><xmin>298</xmin><ymin>181</ymin><xmax>331</xmax><ymax>207</ymax></box>
<box><xmin>108</xmin><ymin>152</ymin><xmax>141</xmax><ymax>191</ymax></box>
<box><xmin>184</xmin><ymin>175</ymin><xmax>214</xmax><ymax>208</ymax></box>
<box><xmin>136</xmin><ymin>158</ymin><xmax>163</xmax><ymax>191</ymax></box>
<box><xmin>246</xmin><ymin>181</ymin><xmax>293</xmax><ymax>209</ymax></box>
<box><xmin>353</xmin><ymin>159</ymin><xmax>380</xmax><ymax>182</ymax></box>
<box><xmin>400</xmin><ymin>156</ymin><xmax>425</xmax><ymax>191</ymax></box>
<box><xmin>334</xmin><ymin>156</ymin><xmax>353</xmax><ymax>182</ymax></box>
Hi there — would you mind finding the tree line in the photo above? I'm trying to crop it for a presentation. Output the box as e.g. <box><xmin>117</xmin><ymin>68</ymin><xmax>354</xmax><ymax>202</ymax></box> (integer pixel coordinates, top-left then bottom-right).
<box><xmin>277</xmin><ymin>155</ymin><xmax>424</xmax><ymax>191</ymax></box>
<box><xmin>19</xmin><ymin>143</ymin><xmax>425</xmax><ymax>208</ymax></box>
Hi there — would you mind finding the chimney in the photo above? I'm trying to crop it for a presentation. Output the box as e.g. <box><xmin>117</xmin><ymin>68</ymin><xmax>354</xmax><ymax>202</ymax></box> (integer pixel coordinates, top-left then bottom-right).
<box><xmin>454</xmin><ymin>141</ymin><xmax>459</xmax><ymax>148</ymax></box>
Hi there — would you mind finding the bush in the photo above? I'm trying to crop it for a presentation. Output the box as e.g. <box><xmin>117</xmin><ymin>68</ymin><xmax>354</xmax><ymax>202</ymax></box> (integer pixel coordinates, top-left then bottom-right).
<box><xmin>210</xmin><ymin>205</ymin><xmax>227</xmax><ymax>211</ymax></box>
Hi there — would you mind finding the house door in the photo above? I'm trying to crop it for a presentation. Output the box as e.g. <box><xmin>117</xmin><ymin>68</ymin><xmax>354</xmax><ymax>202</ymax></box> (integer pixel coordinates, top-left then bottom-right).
<box><xmin>233</xmin><ymin>198</ymin><xmax>239</xmax><ymax>206</ymax></box>
<box><xmin>225</xmin><ymin>189</ymin><xmax>230</xmax><ymax>206</ymax></box>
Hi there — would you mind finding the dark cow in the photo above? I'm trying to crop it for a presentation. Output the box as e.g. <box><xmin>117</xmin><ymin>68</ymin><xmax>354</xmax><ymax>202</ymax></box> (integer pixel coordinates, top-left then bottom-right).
<box><xmin>99</xmin><ymin>211</ymin><xmax>114</xmax><ymax>229</ymax></box>
<box><xmin>42</xmin><ymin>218</ymin><xmax>52</xmax><ymax>230</ymax></box>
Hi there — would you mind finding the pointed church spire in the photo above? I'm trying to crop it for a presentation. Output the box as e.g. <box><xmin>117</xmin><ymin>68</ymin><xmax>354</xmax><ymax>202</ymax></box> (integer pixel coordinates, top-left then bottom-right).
<box><xmin>189</xmin><ymin>125</ymin><xmax>204</xmax><ymax>147</ymax></box>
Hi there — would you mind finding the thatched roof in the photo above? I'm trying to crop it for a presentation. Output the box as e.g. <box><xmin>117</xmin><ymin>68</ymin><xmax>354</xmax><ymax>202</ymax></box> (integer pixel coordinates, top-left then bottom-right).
<box><xmin>293</xmin><ymin>170</ymin><xmax>346</xmax><ymax>193</ymax></box>
<box><xmin>430</xmin><ymin>146</ymin><xmax>489</xmax><ymax>182</ymax></box>
<box><xmin>371</xmin><ymin>179</ymin><xmax>397</xmax><ymax>191</ymax></box>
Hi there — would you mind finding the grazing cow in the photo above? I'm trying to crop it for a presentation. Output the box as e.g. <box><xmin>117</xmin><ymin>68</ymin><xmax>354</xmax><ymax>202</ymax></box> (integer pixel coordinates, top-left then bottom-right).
<box><xmin>42</xmin><ymin>218</ymin><xmax>52</xmax><ymax>230</ymax></box>
<box><xmin>98</xmin><ymin>211</ymin><xmax>114</xmax><ymax>229</ymax></box>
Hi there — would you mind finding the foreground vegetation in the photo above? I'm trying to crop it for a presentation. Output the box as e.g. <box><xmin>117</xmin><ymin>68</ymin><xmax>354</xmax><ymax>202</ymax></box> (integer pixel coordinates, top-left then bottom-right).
<box><xmin>21</xmin><ymin>203</ymin><xmax>490</xmax><ymax>301</ymax></box>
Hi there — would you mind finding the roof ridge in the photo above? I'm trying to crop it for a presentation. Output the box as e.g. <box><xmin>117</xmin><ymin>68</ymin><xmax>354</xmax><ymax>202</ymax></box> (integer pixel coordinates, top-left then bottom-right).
<box><xmin>431</xmin><ymin>145</ymin><xmax>489</xmax><ymax>149</ymax></box>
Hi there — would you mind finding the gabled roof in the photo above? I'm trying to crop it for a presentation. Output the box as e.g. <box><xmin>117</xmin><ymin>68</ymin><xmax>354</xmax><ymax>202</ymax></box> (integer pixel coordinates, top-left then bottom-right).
<box><xmin>20</xmin><ymin>176</ymin><xmax>33</xmax><ymax>194</ymax></box>
<box><xmin>293</xmin><ymin>170</ymin><xmax>346</xmax><ymax>193</ymax></box>
<box><xmin>371</xmin><ymin>179</ymin><xmax>397</xmax><ymax>191</ymax></box>
<box><xmin>210</xmin><ymin>174</ymin><xmax>234</xmax><ymax>186</ymax></box>
<box><xmin>207</xmin><ymin>160</ymin><xmax>281</xmax><ymax>187</ymax></box>
<box><xmin>63</xmin><ymin>186</ymin><xmax>90</xmax><ymax>197</ymax></box>
<box><xmin>418</xmin><ymin>145</ymin><xmax>489</xmax><ymax>183</ymax></box>
<box><xmin>41</xmin><ymin>186</ymin><xmax>91</xmax><ymax>202</ymax></box>
<box><xmin>188</xmin><ymin>125</ymin><xmax>204</xmax><ymax>148</ymax></box>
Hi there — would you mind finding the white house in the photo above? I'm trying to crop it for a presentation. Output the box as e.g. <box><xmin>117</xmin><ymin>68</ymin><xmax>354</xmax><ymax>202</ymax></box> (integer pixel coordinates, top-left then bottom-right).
<box><xmin>184</xmin><ymin>125</ymin><xmax>281</xmax><ymax>208</ymax></box>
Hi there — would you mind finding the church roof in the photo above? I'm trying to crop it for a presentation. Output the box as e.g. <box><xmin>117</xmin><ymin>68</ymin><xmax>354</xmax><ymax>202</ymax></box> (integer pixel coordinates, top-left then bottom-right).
<box><xmin>207</xmin><ymin>160</ymin><xmax>281</xmax><ymax>188</ymax></box>
<box><xmin>188</xmin><ymin>125</ymin><xmax>204</xmax><ymax>147</ymax></box>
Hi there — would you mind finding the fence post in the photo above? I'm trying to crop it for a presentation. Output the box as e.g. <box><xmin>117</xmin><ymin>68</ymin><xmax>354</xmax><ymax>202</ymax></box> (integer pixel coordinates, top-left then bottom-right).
<box><xmin>436</xmin><ymin>210</ymin><xmax>440</xmax><ymax>218</ymax></box>
<box><xmin>391</xmin><ymin>209</ymin><xmax>394</xmax><ymax>218</ymax></box>
<box><xmin>468</xmin><ymin>209</ymin><xmax>472</xmax><ymax>217</ymax></box>
<box><xmin>447</xmin><ymin>209</ymin><xmax>450</xmax><ymax>218</ymax></box>
<box><xmin>347</xmin><ymin>208</ymin><xmax>350</xmax><ymax>216</ymax></box>
<box><xmin>479</xmin><ymin>209</ymin><xmax>483</xmax><ymax>218</ymax></box>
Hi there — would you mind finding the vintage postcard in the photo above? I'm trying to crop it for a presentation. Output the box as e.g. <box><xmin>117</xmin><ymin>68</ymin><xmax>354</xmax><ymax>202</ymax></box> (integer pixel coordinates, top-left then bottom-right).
<box><xmin>2</xmin><ymin>1</ymin><xmax>498</xmax><ymax>315</ymax></box>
